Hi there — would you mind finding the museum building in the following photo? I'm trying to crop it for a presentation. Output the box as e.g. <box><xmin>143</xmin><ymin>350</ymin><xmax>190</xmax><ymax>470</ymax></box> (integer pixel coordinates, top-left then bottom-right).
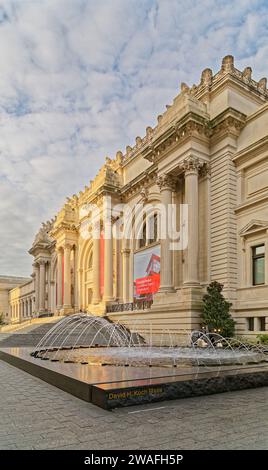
<box><xmin>7</xmin><ymin>56</ymin><xmax>268</xmax><ymax>338</ymax></box>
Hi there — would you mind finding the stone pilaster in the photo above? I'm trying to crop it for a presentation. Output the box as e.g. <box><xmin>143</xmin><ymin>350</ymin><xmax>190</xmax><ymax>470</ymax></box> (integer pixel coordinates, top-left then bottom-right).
<box><xmin>19</xmin><ymin>300</ymin><xmax>23</xmax><ymax>322</ymax></box>
<box><xmin>157</xmin><ymin>173</ymin><xmax>177</xmax><ymax>292</ymax></box>
<box><xmin>63</xmin><ymin>244</ymin><xmax>72</xmax><ymax>310</ymax></box>
<box><xmin>122</xmin><ymin>247</ymin><xmax>131</xmax><ymax>303</ymax></box>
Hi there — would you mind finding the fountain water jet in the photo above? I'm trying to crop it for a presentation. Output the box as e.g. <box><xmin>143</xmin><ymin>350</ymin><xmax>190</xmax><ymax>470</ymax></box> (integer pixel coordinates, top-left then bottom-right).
<box><xmin>31</xmin><ymin>313</ymin><xmax>268</xmax><ymax>368</ymax></box>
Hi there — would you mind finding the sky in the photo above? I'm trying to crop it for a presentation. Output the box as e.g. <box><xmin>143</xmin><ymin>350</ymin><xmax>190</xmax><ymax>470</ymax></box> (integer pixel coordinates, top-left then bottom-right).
<box><xmin>1</xmin><ymin>0</ymin><xmax>268</xmax><ymax>276</ymax></box>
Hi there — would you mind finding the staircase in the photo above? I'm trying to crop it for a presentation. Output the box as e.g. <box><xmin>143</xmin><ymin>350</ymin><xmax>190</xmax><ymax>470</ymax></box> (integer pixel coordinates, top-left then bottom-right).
<box><xmin>0</xmin><ymin>322</ymin><xmax>62</xmax><ymax>348</ymax></box>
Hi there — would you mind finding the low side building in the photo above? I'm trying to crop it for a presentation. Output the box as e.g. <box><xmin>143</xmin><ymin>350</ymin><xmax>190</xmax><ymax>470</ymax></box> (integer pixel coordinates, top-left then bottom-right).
<box><xmin>9</xmin><ymin>280</ymin><xmax>35</xmax><ymax>324</ymax></box>
<box><xmin>0</xmin><ymin>276</ymin><xmax>31</xmax><ymax>324</ymax></box>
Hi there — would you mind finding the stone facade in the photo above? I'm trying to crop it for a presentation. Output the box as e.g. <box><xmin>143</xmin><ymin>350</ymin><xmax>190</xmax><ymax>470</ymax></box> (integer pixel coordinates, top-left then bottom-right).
<box><xmin>0</xmin><ymin>276</ymin><xmax>31</xmax><ymax>323</ymax></box>
<box><xmin>9</xmin><ymin>56</ymin><xmax>268</xmax><ymax>337</ymax></box>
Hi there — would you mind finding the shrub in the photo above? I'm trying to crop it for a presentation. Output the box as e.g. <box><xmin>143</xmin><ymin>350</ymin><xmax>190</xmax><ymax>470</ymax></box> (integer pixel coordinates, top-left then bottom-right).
<box><xmin>256</xmin><ymin>334</ymin><xmax>268</xmax><ymax>345</ymax></box>
<box><xmin>201</xmin><ymin>281</ymin><xmax>235</xmax><ymax>338</ymax></box>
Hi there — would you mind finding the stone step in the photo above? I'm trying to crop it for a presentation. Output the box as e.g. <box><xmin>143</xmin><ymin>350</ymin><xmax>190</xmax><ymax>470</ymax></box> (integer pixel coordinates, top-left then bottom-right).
<box><xmin>0</xmin><ymin>316</ymin><xmax>143</xmax><ymax>349</ymax></box>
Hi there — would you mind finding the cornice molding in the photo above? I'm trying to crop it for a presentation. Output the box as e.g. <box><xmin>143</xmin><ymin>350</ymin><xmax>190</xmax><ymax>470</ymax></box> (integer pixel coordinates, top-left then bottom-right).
<box><xmin>121</xmin><ymin>167</ymin><xmax>158</xmax><ymax>200</ymax></box>
<box><xmin>50</xmin><ymin>222</ymin><xmax>78</xmax><ymax>239</ymax></box>
<box><xmin>233</xmin><ymin>136</ymin><xmax>268</xmax><ymax>166</ymax></box>
<box><xmin>142</xmin><ymin>112</ymin><xmax>210</xmax><ymax>163</ymax></box>
<box><xmin>141</xmin><ymin>108</ymin><xmax>246</xmax><ymax>164</ymax></box>
<box><xmin>235</xmin><ymin>193</ymin><xmax>268</xmax><ymax>214</ymax></box>
<box><xmin>209</xmin><ymin>107</ymin><xmax>246</xmax><ymax>143</ymax></box>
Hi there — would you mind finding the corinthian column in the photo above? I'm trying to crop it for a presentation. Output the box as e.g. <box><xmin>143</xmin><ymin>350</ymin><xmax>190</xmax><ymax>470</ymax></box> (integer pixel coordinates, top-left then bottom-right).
<box><xmin>157</xmin><ymin>173</ymin><xmax>177</xmax><ymax>292</ymax></box>
<box><xmin>56</xmin><ymin>248</ymin><xmax>63</xmax><ymax>310</ymax></box>
<box><xmin>33</xmin><ymin>262</ymin><xmax>40</xmax><ymax>312</ymax></box>
<box><xmin>180</xmin><ymin>156</ymin><xmax>201</xmax><ymax>286</ymax></box>
<box><xmin>39</xmin><ymin>260</ymin><xmax>46</xmax><ymax>312</ymax></box>
<box><xmin>63</xmin><ymin>244</ymin><xmax>72</xmax><ymax>309</ymax></box>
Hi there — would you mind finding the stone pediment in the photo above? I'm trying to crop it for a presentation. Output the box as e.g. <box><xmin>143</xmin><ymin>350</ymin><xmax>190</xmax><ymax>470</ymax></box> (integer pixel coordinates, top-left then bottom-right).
<box><xmin>239</xmin><ymin>220</ymin><xmax>268</xmax><ymax>236</ymax></box>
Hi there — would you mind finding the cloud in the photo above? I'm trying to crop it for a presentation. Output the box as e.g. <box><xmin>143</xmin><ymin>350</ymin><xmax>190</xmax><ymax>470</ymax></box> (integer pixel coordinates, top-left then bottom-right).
<box><xmin>0</xmin><ymin>0</ymin><xmax>268</xmax><ymax>275</ymax></box>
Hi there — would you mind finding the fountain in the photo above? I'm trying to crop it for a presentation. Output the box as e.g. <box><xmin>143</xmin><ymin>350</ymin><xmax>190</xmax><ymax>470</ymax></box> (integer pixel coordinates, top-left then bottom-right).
<box><xmin>1</xmin><ymin>313</ymin><xmax>268</xmax><ymax>410</ymax></box>
<box><xmin>31</xmin><ymin>313</ymin><xmax>268</xmax><ymax>368</ymax></box>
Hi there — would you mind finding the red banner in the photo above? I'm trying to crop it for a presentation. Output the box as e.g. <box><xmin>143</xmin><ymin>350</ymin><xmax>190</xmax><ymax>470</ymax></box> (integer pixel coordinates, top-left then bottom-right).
<box><xmin>100</xmin><ymin>231</ymin><xmax>104</xmax><ymax>297</ymax></box>
<box><xmin>135</xmin><ymin>273</ymin><xmax>160</xmax><ymax>295</ymax></box>
<box><xmin>62</xmin><ymin>253</ymin><xmax>64</xmax><ymax>305</ymax></box>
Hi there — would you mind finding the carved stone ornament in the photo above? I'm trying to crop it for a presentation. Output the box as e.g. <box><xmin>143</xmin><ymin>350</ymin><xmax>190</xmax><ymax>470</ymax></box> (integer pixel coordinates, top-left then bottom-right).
<box><xmin>258</xmin><ymin>77</ymin><xmax>267</xmax><ymax>92</ymax></box>
<box><xmin>33</xmin><ymin>219</ymin><xmax>55</xmax><ymax>246</ymax></box>
<box><xmin>221</xmin><ymin>55</ymin><xmax>234</xmax><ymax>73</ymax></box>
<box><xmin>242</xmin><ymin>67</ymin><xmax>252</xmax><ymax>81</ymax></box>
<box><xmin>181</xmin><ymin>82</ymin><xmax>190</xmax><ymax>94</ymax></box>
<box><xmin>212</xmin><ymin>115</ymin><xmax>245</xmax><ymax>137</ymax></box>
<box><xmin>140</xmin><ymin>187</ymin><xmax>149</xmax><ymax>202</ymax></box>
<box><xmin>156</xmin><ymin>174</ymin><xmax>177</xmax><ymax>192</ymax></box>
<box><xmin>199</xmin><ymin>161</ymin><xmax>211</xmax><ymax>177</ymax></box>
<box><xmin>179</xmin><ymin>156</ymin><xmax>203</xmax><ymax>174</ymax></box>
<box><xmin>201</xmin><ymin>68</ymin><xmax>213</xmax><ymax>87</ymax></box>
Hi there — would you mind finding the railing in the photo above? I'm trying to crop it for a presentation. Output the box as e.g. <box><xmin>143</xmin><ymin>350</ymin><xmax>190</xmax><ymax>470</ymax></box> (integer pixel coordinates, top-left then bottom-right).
<box><xmin>106</xmin><ymin>300</ymin><xmax>153</xmax><ymax>313</ymax></box>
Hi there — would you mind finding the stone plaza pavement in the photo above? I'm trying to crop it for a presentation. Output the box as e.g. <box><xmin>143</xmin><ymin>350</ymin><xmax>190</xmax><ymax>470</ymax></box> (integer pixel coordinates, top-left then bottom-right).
<box><xmin>0</xmin><ymin>361</ymin><xmax>267</xmax><ymax>450</ymax></box>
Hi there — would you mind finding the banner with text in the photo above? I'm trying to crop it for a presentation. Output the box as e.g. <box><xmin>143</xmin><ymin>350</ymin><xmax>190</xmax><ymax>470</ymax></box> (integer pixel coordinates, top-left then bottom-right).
<box><xmin>134</xmin><ymin>245</ymin><xmax>160</xmax><ymax>300</ymax></box>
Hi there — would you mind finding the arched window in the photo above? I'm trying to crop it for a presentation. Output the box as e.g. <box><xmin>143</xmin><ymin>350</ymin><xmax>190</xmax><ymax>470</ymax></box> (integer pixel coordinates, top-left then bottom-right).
<box><xmin>138</xmin><ymin>212</ymin><xmax>159</xmax><ymax>249</ymax></box>
<box><xmin>139</xmin><ymin>222</ymin><xmax>147</xmax><ymax>248</ymax></box>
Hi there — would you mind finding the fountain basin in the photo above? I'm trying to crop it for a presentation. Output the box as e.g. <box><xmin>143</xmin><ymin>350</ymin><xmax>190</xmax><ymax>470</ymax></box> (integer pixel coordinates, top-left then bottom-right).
<box><xmin>1</xmin><ymin>346</ymin><xmax>268</xmax><ymax>410</ymax></box>
<box><xmin>2</xmin><ymin>315</ymin><xmax>268</xmax><ymax>409</ymax></box>
<box><xmin>35</xmin><ymin>345</ymin><xmax>267</xmax><ymax>367</ymax></box>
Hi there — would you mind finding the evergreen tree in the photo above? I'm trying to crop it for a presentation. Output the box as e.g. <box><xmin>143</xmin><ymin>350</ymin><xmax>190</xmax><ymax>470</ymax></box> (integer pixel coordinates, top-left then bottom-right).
<box><xmin>201</xmin><ymin>281</ymin><xmax>235</xmax><ymax>337</ymax></box>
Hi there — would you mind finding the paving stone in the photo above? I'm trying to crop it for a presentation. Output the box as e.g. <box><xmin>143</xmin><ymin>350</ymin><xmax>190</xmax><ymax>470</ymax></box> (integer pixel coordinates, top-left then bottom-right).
<box><xmin>0</xmin><ymin>359</ymin><xmax>268</xmax><ymax>450</ymax></box>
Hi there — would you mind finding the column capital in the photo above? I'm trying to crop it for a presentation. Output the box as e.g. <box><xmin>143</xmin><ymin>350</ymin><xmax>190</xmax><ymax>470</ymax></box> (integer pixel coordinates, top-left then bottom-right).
<box><xmin>121</xmin><ymin>248</ymin><xmax>131</xmax><ymax>256</ymax></box>
<box><xmin>156</xmin><ymin>173</ymin><xmax>177</xmax><ymax>192</ymax></box>
<box><xmin>180</xmin><ymin>156</ymin><xmax>210</xmax><ymax>177</ymax></box>
<box><xmin>179</xmin><ymin>156</ymin><xmax>202</xmax><ymax>175</ymax></box>
<box><xmin>63</xmin><ymin>243</ymin><xmax>72</xmax><ymax>251</ymax></box>
<box><xmin>39</xmin><ymin>259</ymin><xmax>46</xmax><ymax>266</ymax></box>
